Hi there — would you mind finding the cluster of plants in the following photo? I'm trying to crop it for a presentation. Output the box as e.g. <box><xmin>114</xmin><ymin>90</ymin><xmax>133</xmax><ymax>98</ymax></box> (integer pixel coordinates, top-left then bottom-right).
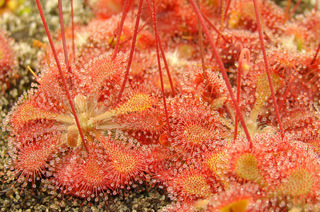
<box><xmin>0</xmin><ymin>29</ymin><xmax>17</xmax><ymax>94</ymax></box>
<box><xmin>2</xmin><ymin>0</ymin><xmax>320</xmax><ymax>211</ymax></box>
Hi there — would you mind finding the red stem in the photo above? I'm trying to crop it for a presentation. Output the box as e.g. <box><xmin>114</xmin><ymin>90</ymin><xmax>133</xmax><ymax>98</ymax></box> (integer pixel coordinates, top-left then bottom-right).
<box><xmin>188</xmin><ymin>0</ymin><xmax>252</xmax><ymax>145</ymax></box>
<box><xmin>284</xmin><ymin>0</ymin><xmax>291</xmax><ymax>23</ymax></box>
<box><xmin>311</xmin><ymin>42</ymin><xmax>320</xmax><ymax>65</ymax></box>
<box><xmin>216</xmin><ymin>0</ymin><xmax>232</xmax><ymax>45</ymax></box>
<box><xmin>112</xmin><ymin>0</ymin><xmax>133</xmax><ymax>60</ymax></box>
<box><xmin>223</xmin><ymin>0</ymin><xmax>232</xmax><ymax>22</ymax></box>
<box><xmin>252</xmin><ymin>0</ymin><xmax>284</xmax><ymax>139</ymax></box>
<box><xmin>202</xmin><ymin>13</ymin><xmax>230</xmax><ymax>43</ymax></box>
<box><xmin>197</xmin><ymin>0</ymin><xmax>206</xmax><ymax>76</ymax></box>
<box><xmin>147</xmin><ymin>0</ymin><xmax>171</xmax><ymax>131</ymax></box>
<box><xmin>71</xmin><ymin>0</ymin><xmax>76</xmax><ymax>61</ymax></box>
<box><xmin>158</xmin><ymin>39</ymin><xmax>175</xmax><ymax>96</ymax></box>
<box><xmin>234</xmin><ymin>48</ymin><xmax>250</xmax><ymax>140</ymax></box>
<box><xmin>58</xmin><ymin>0</ymin><xmax>70</xmax><ymax>69</ymax></box>
<box><xmin>289</xmin><ymin>0</ymin><xmax>301</xmax><ymax>20</ymax></box>
<box><xmin>36</xmin><ymin>0</ymin><xmax>89</xmax><ymax>152</ymax></box>
<box><xmin>118</xmin><ymin>0</ymin><xmax>144</xmax><ymax>100</ymax></box>
<box><xmin>216</xmin><ymin>0</ymin><xmax>226</xmax><ymax>45</ymax></box>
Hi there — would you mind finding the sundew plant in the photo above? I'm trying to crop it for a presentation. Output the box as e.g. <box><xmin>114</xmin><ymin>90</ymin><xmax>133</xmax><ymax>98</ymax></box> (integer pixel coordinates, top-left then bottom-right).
<box><xmin>3</xmin><ymin>0</ymin><xmax>320</xmax><ymax>211</ymax></box>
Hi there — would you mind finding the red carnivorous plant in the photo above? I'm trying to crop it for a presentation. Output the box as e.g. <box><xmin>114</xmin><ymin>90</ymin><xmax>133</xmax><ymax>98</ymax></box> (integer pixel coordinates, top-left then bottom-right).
<box><xmin>4</xmin><ymin>0</ymin><xmax>320</xmax><ymax>210</ymax></box>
